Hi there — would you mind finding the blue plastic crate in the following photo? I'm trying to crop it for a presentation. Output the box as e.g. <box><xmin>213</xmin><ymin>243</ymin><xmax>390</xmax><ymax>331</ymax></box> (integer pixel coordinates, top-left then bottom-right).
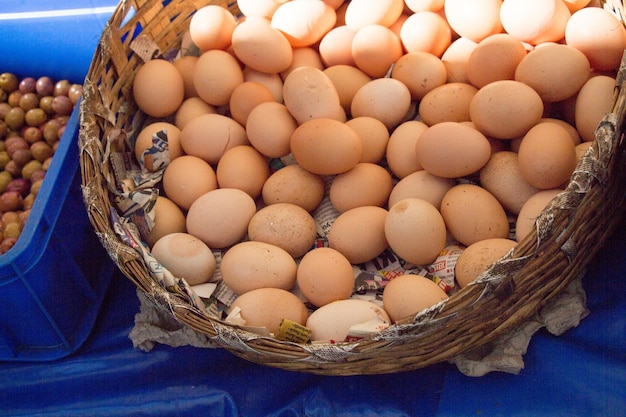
<box><xmin>0</xmin><ymin>103</ymin><xmax>116</xmax><ymax>361</ymax></box>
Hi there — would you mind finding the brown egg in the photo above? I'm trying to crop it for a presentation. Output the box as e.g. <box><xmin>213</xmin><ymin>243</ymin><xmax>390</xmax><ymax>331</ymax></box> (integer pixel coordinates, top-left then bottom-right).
<box><xmin>186</xmin><ymin>188</ymin><xmax>257</xmax><ymax>249</ymax></box>
<box><xmin>151</xmin><ymin>232</ymin><xmax>217</xmax><ymax>286</ymax></box>
<box><xmin>262</xmin><ymin>164</ymin><xmax>325</xmax><ymax>212</ymax></box>
<box><xmin>388</xmin><ymin>170</ymin><xmax>456</xmax><ymax>210</ymax></box>
<box><xmin>172</xmin><ymin>55</ymin><xmax>199</xmax><ymax>98</ymax></box>
<box><xmin>246</xmin><ymin>102</ymin><xmax>297</xmax><ymax>158</ymax></box>
<box><xmin>444</xmin><ymin>0</ymin><xmax>503</xmax><ymax>43</ymax></box>
<box><xmin>565</xmin><ymin>7</ymin><xmax>626</xmax><ymax>72</ymax></box>
<box><xmin>329</xmin><ymin>163</ymin><xmax>394</xmax><ymax>212</ymax></box>
<box><xmin>193</xmin><ymin>49</ymin><xmax>244</xmax><ymax>106</ymax></box>
<box><xmin>479</xmin><ymin>151</ymin><xmax>541</xmax><ymax>214</ymax></box>
<box><xmin>297</xmin><ymin>247</ymin><xmax>355</xmax><ymax>307</ymax></box>
<box><xmin>467</xmin><ymin>34</ymin><xmax>528</xmax><ymax>89</ymax></box>
<box><xmin>415</xmin><ymin>122</ymin><xmax>492</xmax><ymax>178</ymax></box>
<box><xmin>385</xmin><ymin>120</ymin><xmax>428</xmax><ymax>178</ymax></box>
<box><xmin>283</xmin><ymin>66</ymin><xmax>345</xmax><ymax>125</ymax></box>
<box><xmin>229</xmin><ymin>81</ymin><xmax>276</xmax><ymax>126</ymax></box>
<box><xmin>351</xmin><ymin>78</ymin><xmax>412</xmax><ymax>129</ymax></box>
<box><xmin>290</xmin><ymin>118</ymin><xmax>362</xmax><ymax>175</ymax></box>
<box><xmin>220</xmin><ymin>241</ymin><xmax>297</xmax><ymax>294</ymax></box>
<box><xmin>134</xmin><ymin>122</ymin><xmax>183</xmax><ymax>171</ymax></box>
<box><xmin>133</xmin><ymin>59</ymin><xmax>185</xmax><ymax>118</ymax></box>
<box><xmin>382</xmin><ymin>274</ymin><xmax>448</xmax><ymax>322</ymax></box>
<box><xmin>385</xmin><ymin>198</ymin><xmax>447</xmax><ymax>265</ymax></box>
<box><xmin>145</xmin><ymin>196</ymin><xmax>187</xmax><ymax>248</ymax></box>
<box><xmin>230</xmin><ymin>288</ymin><xmax>309</xmax><ymax>335</ymax></box>
<box><xmin>180</xmin><ymin>113</ymin><xmax>248</xmax><ymax>165</ymax></box>
<box><xmin>248</xmin><ymin>203</ymin><xmax>317</xmax><ymax>258</ymax></box>
<box><xmin>418</xmin><ymin>82</ymin><xmax>478</xmax><ymax>125</ymax></box>
<box><xmin>344</xmin><ymin>0</ymin><xmax>404</xmax><ymax>30</ymax></box>
<box><xmin>469</xmin><ymin>80</ymin><xmax>544</xmax><ymax>139</ymax></box>
<box><xmin>391</xmin><ymin>51</ymin><xmax>448</xmax><ymax>100</ymax></box>
<box><xmin>328</xmin><ymin>205</ymin><xmax>389</xmax><ymax>264</ymax></box>
<box><xmin>539</xmin><ymin>117</ymin><xmax>581</xmax><ymax>146</ymax></box>
<box><xmin>162</xmin><ymin>155</ymin><xmax>217</xmax><ymax>210</ymax></box>
<box><xmin>188</xmin><ymin>5</ymin><xmax>237</xmax><ymax>51</ymax></box>
<box><xmin>216</xmin><ymin>145</ymin><xmax>269</xmax><ymax>199</ymax></box>
<box><xmin>515</xmin><ymin>188</ymin><xmax>563</xmax><ymax>242</ymax></box>
<box><xmin>231</xmin><ymin>16</ymin><xmax>293</xmax><ymax>74</ymax></box>
<box><xmin>404</xmin><ymin>0</ymin><xmax>444</xmax><ymax>13</ymax></box>
<box><xmin>174</xmin><ymin>97</ymin><xmax>217</xmax><ymax>130</ymax></box>
<box><xmin>440</xmin><ymin>37</ymin><xmax>478</xmax><ymax>84</ymax></box>
<box><xmin>281</xmin><ymin>47</ymin><xmax>325</xmax><ymax>80</ymax></box>
<box><xmin>352</xmin><ymin>24</ymin><xmax>404</xmax><ymax>78</ymax></box>
<box><xmin>575</xmin><ymin>75</ymin><xmax>615</xmax><ymax>142</ymax></box>
<box><xmin>323</xmin><ymin>65</ymin><xmax>372</xmax><ymax>112</ymax></box>
<box><xmin>270</xmin><ymin>0</ymin><xmax>337</xmax><ymax>47</ymax></box>
<box><xmin>514</xmin><ymin>43</ymin><xmax>591</xmax><ymax>102</ymax></box>
<box><xmin>440</xmin><ymin>184</ymin><xmax>510</xmax><ymax>246</ymax></box>
<box><xmin>575</xmin><ymin>141</ymin><xmax>593</xmax><ymax>161</ymax></box>
<box><xmin>237</xmin><ymin>0</ymin><xmax>283</xmax><ymax>19</ymax></box>
<box><xmin>500</xmin><ymin>0</ymin><xmax>571</xmax><ymax>45</ymax></box>
<box><xmin>243</xmin><ymin>67</ymin><xmax>284</xmax><ymax>102</ymax></box>
<box><xmin>399</xmin><ymin>11</ymin><xmax>452</xmax><ymax>57</ymax></box>
<box><xmin>318</xmin><ymin>25</ymin><xmax>357</xmax><ymax>67</ymax></box>
<box><xmin>345</xmin><ymin>117</ymin><xmax>390</xmax><ymax>164</ymax></box>
<box><xmin>454</xmin><ymin>238</ymin><xmax>518</xmax><ymax>288</ymax></box>
<box><xmin>517</xmin><ymin>122</ymin><xmax>577</xmax><ymax>189</ymax></box>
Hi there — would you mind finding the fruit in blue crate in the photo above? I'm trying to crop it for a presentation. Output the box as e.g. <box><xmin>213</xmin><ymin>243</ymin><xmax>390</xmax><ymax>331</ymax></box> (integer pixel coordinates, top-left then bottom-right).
<box><xmin>0</xmin><ymin>72</ymin><xmax>81</xmax><ymax>254</ymax></box>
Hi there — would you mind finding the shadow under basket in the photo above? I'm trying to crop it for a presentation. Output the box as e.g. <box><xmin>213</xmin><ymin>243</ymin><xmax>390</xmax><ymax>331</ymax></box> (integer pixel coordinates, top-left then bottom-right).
<box><xmin>78</xmin><ymin>0</ymin><xmax>626</xmax><ymax>375</ymax></box>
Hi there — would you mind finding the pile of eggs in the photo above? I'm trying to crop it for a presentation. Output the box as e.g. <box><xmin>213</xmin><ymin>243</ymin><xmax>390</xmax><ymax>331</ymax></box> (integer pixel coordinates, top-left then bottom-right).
<box><xmin>126</xmin><ymin>0</ymin><xmax>624</xmax><ymax>343</ymax></box>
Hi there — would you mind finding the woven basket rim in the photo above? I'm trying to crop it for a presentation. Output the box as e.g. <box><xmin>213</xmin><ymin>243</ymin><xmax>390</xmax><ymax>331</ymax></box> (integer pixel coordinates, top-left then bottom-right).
<box><xmin>77</xmin><ymin>0</ymin><xmax>626</xmax><ymax>375</ymax></box>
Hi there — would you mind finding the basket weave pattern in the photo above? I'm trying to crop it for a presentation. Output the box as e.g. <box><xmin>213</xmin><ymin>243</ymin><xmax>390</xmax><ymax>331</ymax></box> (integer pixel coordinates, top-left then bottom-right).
<box><xmin>79</xmin><ymin>0</ymin><xmax>626</xmax><ymax>375</ymax></box>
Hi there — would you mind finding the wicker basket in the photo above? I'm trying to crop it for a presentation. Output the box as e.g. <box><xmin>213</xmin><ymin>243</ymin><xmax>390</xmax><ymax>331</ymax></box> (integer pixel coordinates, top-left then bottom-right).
<box><xmin>79</xmin><ymin>0</ymin><xmax>626</xmax><ymax>375</ymax></box>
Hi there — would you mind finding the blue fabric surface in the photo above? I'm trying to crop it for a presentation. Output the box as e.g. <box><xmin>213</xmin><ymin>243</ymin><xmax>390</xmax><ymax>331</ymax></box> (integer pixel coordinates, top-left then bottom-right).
<box><xmin>1</xmin><ymin>2</ymin><xmax>625</xmax><ymax>415</ymax></box>
<box><xmin>0</xmin><ymin>219</ymin><xmax>623</xmax><ymax>416</ymax></box>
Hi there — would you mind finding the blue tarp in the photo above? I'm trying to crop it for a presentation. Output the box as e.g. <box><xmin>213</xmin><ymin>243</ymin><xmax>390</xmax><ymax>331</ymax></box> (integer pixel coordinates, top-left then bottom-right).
<box><xmin>0</xmin><ymin>220</ymin><xmax>624</xmax><ymax>416</ymax></box>
<box><xmin>0</xmin><ymin>2</ymin><xmax>625</xmax><ymax>416</ymax></box>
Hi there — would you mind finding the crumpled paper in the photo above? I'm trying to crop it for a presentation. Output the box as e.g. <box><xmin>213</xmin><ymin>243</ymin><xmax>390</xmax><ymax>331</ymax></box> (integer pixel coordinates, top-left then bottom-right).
<box><xmin>129</xmin><ymin>273</ymin><xmax>588</xmax><ymax>376</ymax></box>
<box><xmin>450</xmin><ymin>273</ymin><xmax>588</xmax><ymax>376</ymax></box>
<box><xmin>129</xmin><ymin>292</ymin><xmax>220</xmax><ymax>351</ymax></box>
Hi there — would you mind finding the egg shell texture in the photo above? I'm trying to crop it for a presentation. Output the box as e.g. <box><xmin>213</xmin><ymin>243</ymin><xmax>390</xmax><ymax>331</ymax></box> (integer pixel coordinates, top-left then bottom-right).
<box><xmin>230</xmin><ymin>288</ymin><xmax>309</xmax><ymax>336</ymax></box>
<box><xmin>440</xmin><ymin>184</ymin><xmax>510</xmax><ymax>247</ymax></box>
<box><xmin>186</xmin><ymin>188</ymin><xmax>257</xmax><ymax>249</ymax></box>
<box><xmin>329</xmin><ymin>162</ymin><xmax>394</xmax><ymax>213</ymax></box>
<box><xmin>290</xmin><ymin>118</ymin><xmax>362</xmax><ymax>176</ymax></box>
<box><xmin>296</xmin><ymin>247</ymin><xmax>355</xmax><ymax>307</ymax></box>
<box><xmin>479</xmin><ymin>151</ymin><xmax>541</xmax><ymax>215</ymax></box>
<box><xmin>415</xmin><ymin>121</ymin><xmax>492</xmax><ymax>179</ymax></box>
<box><xmin>220</xmin><ymin>241</ymin><xmax>297</xmax><ymax>294</ymax></box>
<box><xmin>454</xmin><ymin>238</ymin><xmax>518</xmax><ymax>288</ymax></box>
<box><xmin>328</xmin><ymin>206</ymin><xmax>389</xmax><ymax>264</ymax></box>
<box><xmin>283</xmin><ymin>66</ymin><xmax>345</xmax><ymax>125</ymax></box>
<box><xmin>382</xmin><ymin>274</ymin><xmax>449</xmax><ymax>322</ymax></box>
<box><xmin>231</xmin><ymin>16</ymin><xmax>294</xmax><ymax>74</ymax></box>
<box><xmin>384</xmin><ymin>198</ymin><xmax>447</xmax><ymax>265</ymax></box>
<box><xmin>151</xmin><ymin>232</ymin><xmax>216</xmax><ymax>286</ymax></box>
<box><xmin>261</xmin><ymin>164</ymin><xmax>326</xmax><ymax>212</ymax></box>
<box><xmin>306</xmin><ymin>299</ymin><xmax>391</xmax><ymax>342</ymax></box>
<box><xmin>469</xmin><ymin>80</ymin><xmax>544</xmax><ymax>139</ymax></box>
<box><xmin>248</xmin><ymin>203</ymin><xmax>317</xmax><ymax>258</ymax></box>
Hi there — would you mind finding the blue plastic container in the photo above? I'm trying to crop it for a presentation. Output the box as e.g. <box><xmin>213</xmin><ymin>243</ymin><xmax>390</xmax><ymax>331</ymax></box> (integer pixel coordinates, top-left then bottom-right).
<box><xmin>0</xmin><ymin>103</ymin><xmax>116</xmax><ymax>361</ymax></box>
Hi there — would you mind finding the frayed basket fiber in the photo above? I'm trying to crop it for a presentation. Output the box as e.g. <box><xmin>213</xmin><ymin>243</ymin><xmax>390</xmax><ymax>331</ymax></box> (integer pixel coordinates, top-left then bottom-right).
<box><xmin>79</xmin><ymin>0</ymin><xmax>626</xmax><ymax>375</ymax></box>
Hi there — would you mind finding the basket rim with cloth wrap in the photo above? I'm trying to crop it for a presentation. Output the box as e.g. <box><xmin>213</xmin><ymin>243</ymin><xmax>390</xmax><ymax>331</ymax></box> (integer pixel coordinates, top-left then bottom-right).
<box><xmin>78</xmin><ymin>0</ymin><xmax>626</xmax><ymax>375</ymax></box>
